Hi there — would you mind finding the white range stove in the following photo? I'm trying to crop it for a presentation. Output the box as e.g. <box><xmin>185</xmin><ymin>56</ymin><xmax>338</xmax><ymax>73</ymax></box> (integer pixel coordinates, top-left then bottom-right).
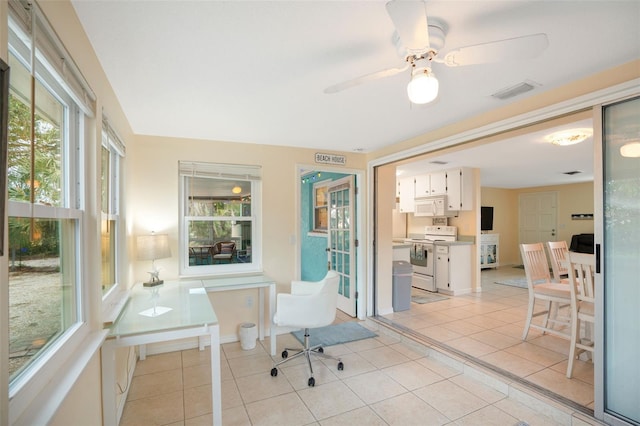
<box><xmin>405</xmin><ymin>226</ymin><xmax>457</xmax><ymax>292</ymax></box>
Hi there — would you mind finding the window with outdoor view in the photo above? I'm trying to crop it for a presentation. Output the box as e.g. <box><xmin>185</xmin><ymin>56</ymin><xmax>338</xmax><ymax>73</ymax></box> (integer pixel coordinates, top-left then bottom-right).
<box><xmin>101</xmin><ymin>119</ymin><xmax>124</xmax><ymax>296</ymax></box>
<box><xmin>6</xmin><ymin>0</ymin><xmax>95</xmax><ymax>404</ymax></box>
<box><xmin>179</xmin><ymin>162</ymin><xmax>262</xmax><ymax>275</ymax></box>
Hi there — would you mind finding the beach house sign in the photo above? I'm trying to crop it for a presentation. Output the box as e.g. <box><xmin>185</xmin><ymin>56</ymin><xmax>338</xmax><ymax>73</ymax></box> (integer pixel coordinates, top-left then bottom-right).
<box><xmin>315</xmin><ymin>152</ymin><xmax>346</xmax><ymax>165</ymax></box>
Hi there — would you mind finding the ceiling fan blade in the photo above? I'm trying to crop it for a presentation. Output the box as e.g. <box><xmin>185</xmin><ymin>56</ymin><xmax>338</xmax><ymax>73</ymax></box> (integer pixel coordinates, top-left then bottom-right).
<box><xmin>385</xmin><ymin>0</ymin><xmax>430</xmax><ymax>56</ymax></box>
<box><xmin>324</xmin><ymin>63</ymin><xmax>410</xmax><ymax>94</ymax></box>
<box><xmin>441</xmin><ymin>33</ymin><xmax>549</xmax><ymax>67</ymax></box>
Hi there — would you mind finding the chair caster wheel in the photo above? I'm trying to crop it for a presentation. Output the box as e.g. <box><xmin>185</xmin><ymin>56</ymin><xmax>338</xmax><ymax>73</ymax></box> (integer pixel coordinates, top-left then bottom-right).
<box><xmin>337</xmin><ymin>361</ymin><xmax>344</xmax><ymax>371</ymax></box>
<box><xmin>281</xmin><ymin>350</ymin><xmax>288</xmax><ymax>359</ymax></box>
<box><xmin>308</xmin><ymin>377</ymin><xmax>315</xmax><ymax>387</ymax></box>
<box><xmin>271</xmin><ymin>368</ymin><xmax>278</xmax><ymax>377</ymax></box>
<box><xmin>317</xmin><ymin>347</ymin><xmax>324</xmax><ymax>353</ymax></box>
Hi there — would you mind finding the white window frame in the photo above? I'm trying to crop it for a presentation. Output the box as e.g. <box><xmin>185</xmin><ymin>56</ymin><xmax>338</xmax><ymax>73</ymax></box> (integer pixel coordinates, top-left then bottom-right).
<box><xmin>312</xmin><ymin>180</ymin><xmax>329</xmax><ymax>233</ymax></box>
<box><xmin>100</xmin><ymin>117</ymin><xmax>124</xmax><ymax>301</ymax></box>
<box><xmin>6</xmin><ymin>1</ymin><xmax>96</xmax><ymax>422</ymax></box>
<box><xmin>178</xmin><ymin>161</ymin><xmax>262</xmax><ymax>276</ymax></box>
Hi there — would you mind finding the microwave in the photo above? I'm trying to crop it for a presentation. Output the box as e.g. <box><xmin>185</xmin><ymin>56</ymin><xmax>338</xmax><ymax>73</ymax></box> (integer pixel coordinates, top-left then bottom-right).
<box><xmin>414</xmin><ymin>197</ymin><xmax>455</xmax><ymax>217</ymax></box>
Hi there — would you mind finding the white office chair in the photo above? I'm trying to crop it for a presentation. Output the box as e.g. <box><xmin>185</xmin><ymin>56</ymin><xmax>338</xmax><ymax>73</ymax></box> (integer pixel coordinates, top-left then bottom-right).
<box><xmin>269</xmin><ymin>270</ymin><xmax>344</xmax><ymax>387</ymax></box>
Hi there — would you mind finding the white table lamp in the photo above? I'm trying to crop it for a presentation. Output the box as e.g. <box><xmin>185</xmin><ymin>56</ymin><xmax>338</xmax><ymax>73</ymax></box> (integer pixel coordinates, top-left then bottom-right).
<box><xmin>137</xmin><ymin>233</ymin><xmax>171</xmax><ymax>286</ymax></box>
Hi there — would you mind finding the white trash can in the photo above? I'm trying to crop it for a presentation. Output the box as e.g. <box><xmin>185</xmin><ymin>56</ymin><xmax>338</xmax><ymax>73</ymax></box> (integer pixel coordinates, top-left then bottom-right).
<box><xmin>239</xmin><ymin>322</ymin><xmax>257</xmax><ymax>350</ymax></box>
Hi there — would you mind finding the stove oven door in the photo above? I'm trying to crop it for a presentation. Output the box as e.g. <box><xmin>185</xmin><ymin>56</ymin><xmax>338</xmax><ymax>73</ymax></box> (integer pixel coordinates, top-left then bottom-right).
<box><xmin>410</xmin><ymin>243</ymin><xmax>433</xmax><ymax>274</ymax></box>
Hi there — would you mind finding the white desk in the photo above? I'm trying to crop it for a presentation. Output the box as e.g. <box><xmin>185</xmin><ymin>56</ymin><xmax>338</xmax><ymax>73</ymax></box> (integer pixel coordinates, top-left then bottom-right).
<box><xmin>202</xmin><ymin>274</ymin><xmax>276</xmax><ymax>356</ymax></box>
<box><xmin>101</xmin><ymin>280</ymin><xmax>221</xmax><ymax>426</ymax></box>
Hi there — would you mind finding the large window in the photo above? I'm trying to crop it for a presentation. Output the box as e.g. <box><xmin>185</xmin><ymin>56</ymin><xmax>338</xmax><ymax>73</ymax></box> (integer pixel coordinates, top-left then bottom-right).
<box><xmin>179</xmin><ymin>162</ymin><xmax>261</xmax><ymax>275</ymax></box>
<box><xmin>101</xmin><ymin>118</ymin><xmax>124</xmax><ymax>296</ymax></box>
<box><xmin>6</xmin><ymin>0</ymin><xmax>95</xmax><ymax>410</ymax></box>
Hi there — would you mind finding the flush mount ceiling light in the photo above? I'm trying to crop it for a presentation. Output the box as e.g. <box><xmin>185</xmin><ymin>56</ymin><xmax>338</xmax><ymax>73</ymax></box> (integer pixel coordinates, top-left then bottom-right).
<box><xmin>620</xmin><ymin>141</ymin><xmax>640</xmax><ymax>158</ymax></box>
<box><xmin>232</xmin><ymin>185</ymin><xmax>242</xmax><ymax>194</ymax></box>
<box><xmin>545</xmin><ymin>128</ymin><xmax>593</xmax><ymax>146</ymax></box>
<box><xmin>407</xmin><ymin>63</ymin><xmax>439</xmax><ymax>104</ymax></box>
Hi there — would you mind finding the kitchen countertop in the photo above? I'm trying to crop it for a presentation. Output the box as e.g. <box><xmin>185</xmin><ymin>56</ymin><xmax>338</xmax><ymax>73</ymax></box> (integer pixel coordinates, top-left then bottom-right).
<box><xmin>434</xmin><ymin>240</ymin><xmax>473</xmax><ymax>246</ymax></box>
<box><xmin>393</xmin><ymin>242</ymin><xmax>412</xmax><ymax>248</ymax></box>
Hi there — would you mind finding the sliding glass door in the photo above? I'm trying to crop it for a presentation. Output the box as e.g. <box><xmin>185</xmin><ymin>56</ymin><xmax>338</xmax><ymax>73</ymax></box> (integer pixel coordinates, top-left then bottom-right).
<box><xmin>598</xmin><ymin>96</ymin><xmax>640</xmax><ymax>425</ymax></box>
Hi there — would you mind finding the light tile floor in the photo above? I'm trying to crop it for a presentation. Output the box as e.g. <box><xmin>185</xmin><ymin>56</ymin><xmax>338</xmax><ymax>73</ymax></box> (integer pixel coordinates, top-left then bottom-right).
<box><xmin>380</xmin><ymin>266</ymin><xmax>594</xmax><ymax>410</ymax></box>
<box><xmin>120</xmin><ymin>266</ymin><xmax>597</xmax><ymax>425</ymax></box>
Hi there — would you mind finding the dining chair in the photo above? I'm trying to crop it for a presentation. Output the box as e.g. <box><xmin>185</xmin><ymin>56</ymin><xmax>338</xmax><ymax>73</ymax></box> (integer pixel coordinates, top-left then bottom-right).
<box><xmin>520</xmin><ymin>243</ymin><xmax>572</xmax><ymax>341</ymax></box>
<box><xmin>546</xmin><ymin>240</ymin><xmax>570</xmax><ymax>283</ymax></box>
<box><xmin>565</xmin><ymin>251</ymin><xmax>596</xmax><ymax>378</ymax></box>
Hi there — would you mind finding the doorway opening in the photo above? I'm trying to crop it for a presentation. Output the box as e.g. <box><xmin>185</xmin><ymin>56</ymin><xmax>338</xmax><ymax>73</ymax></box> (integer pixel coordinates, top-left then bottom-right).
<box><xmin>373</xmin><ymin>112</ymin><xmax>596</xmax><ymax>412</ymax></box>
<box><xmin>297</xmin><ymin>165</ymin><xmax>364</xmax><ymax>319</ymax></box>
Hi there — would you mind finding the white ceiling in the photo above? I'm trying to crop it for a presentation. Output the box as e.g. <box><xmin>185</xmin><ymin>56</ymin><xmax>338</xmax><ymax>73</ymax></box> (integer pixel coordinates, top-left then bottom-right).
<box><xmin>71</xmin><ymin>1</ymin><xmax>639</xmax><ymax>187</ymax></box>
<box><xmin>396</xmin><ymin>118</ymin><xmax>595</xmax><ymax>188</ymax></box>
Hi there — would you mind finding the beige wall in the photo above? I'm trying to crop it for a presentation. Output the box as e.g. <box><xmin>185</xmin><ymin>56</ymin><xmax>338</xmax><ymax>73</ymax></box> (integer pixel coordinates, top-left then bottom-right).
<box><xmin>375</xmin><ymin>163</ymin><xmax>397</xmax><ymax>314</ymax></box>
<box><xmin>48</xmin><ymin>354</ymin><xmax>103</xmax><ymax>426</ymax></box>
<box><xmin>127</xmin><ymin>135</ymin><xmax>366</xmax><ymax>336</ymax></box>
<box><xmin>481</xmin><ymin>182</ymin><xmax>594</xmax><ymax>266</ymax></box>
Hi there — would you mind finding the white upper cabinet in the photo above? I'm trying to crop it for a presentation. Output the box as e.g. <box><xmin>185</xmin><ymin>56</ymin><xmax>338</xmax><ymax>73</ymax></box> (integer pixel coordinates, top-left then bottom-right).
<box><xmin>397</xmin><ymin>176</ymin><xmax>415</xmax><ymax>213</ymax></box>
<box><xmin>430</xmin><ymin>171</ymin><xmax>447</xmax><ymax>195</ymax></box>
<box><xmin>414</xmin><ymin>174</ymin><xmax>429</xmax><ymax>198</ymax></box>
<box><xmin>446</xmin><ymin>167</ymin><xmax>474</xmax><ymax>211</ymax></box>
<box><xmin>414</xmin><ymin>171</ymin><xmax>447</xmax><ymax>197</ymax></box>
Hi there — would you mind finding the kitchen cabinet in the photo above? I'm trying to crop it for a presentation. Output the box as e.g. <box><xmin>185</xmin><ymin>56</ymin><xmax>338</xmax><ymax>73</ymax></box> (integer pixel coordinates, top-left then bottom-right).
<box><xmin>414</xmin><ymin>172</ymin><xmax>447</xmax><ymax>198</ymax></box>
<box><xmin>435</xmin><ymin>243</ymin><xmax>472</xmax><ymax>295</ymax></box>
<box><xmin>480</xmin><ymin>233</ymin><xmax>499</xmax><ymax>269</ymax></box>
<box><xmin>446</xmin><ymin>167</ymin><xmax>474</xmax><ymax>211</ymax></box>
<box><xmin>397</xmin><ymin>176</ymin><xmax>415</xmax><ymax>213</ymax></box>
<box><xmin>430</xmin><ymin>171</ymin><xmax>447</xmax><ymax>195</ymax></box>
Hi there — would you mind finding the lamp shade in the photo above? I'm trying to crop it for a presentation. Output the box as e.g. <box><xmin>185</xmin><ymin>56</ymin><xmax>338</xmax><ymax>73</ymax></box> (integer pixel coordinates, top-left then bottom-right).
<box><xmin>136</xmin><ymin>233</ymin><xmax>171</xmax><ymax>261</ymax></box>
<box><xmin>407</xmin><ymin>67</ymin><xmax>439</xmax><ymax>104</ymax></box>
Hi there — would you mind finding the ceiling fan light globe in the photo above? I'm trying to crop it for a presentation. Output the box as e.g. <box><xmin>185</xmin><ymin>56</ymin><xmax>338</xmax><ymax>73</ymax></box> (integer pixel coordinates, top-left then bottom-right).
<box><xmin>407</xmin><ymin>69</ymin><xmax>439</xmax><ymax>104</ymax></box>
<box><xmin>620</xmin><ymin>141</ymin><xmax>640</xmax><ymax>158</ymax></box>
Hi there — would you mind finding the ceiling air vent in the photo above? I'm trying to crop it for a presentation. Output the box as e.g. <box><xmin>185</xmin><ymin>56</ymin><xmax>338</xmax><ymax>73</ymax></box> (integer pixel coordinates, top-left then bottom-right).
<box><xmin>430</xmin><ymin>160</ymin><xmax>448</xmax><ymax>165</ymax></box>
<box><xmin>563</xmin><ymin>170</ymin><xmax>582</xmax><ymax>176</ymax></box>
<box><xmin>491</xmin><ymin>81</ymin><xmax>537</xmax><ymax>100</ymax></box>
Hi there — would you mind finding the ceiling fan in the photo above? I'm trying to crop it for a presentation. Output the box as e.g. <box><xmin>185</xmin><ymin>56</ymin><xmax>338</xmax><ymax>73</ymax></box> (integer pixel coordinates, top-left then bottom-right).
<box><xmin>324</xmin><ymin>0</ymin><xmax>549</xmax><ymax>104</ymax></box>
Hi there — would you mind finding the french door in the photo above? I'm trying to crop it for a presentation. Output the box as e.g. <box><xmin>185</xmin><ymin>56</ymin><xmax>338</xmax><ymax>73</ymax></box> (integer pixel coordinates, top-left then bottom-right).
<box><xmin>327</xmin><ymin>176</ymin><xmax>356</xmax><ymax>316</ymax></box>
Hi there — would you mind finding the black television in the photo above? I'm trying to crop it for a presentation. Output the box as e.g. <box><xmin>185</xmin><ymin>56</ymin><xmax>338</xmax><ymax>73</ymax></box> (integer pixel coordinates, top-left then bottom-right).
<box><xmin>481</xmin><ymin>206</ymin><xmax>494</xmax><ymax>231</ymax></box>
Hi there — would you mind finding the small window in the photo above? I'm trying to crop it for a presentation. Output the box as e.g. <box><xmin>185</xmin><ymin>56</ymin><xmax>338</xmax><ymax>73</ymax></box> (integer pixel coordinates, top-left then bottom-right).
<box><xmin>179</xmin><ymin>162</ymin><xmax>261</xmax><ymax>275</ymax></box>
<box><xmin>313</xmin><ymin>182</ymin><xmax>328</xmax><ymax>232</ymax></box>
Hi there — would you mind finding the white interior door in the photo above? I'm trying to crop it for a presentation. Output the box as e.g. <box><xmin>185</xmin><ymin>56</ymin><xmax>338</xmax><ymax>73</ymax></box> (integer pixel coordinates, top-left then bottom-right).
<box><xmin>519</xmin><ymin>191</ymin><xmax>558</xmax><ymax>245</ymax></box>
<box><xmin>327</xmin><ymin>176</ymin><xmax>356</xmax><ymax>316</ymax></box>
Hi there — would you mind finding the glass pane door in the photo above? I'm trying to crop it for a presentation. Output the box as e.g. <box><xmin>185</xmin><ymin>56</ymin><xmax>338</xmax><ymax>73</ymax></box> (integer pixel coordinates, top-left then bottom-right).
<box><xmin>602</xmin><ymin>96</ymin><xmax>640</xmax><ymax>424</ymax></box>
<box><xmin>328</xmin><ymin>176</ymin><xmax>356</xmax><ymax>316</ymax></box>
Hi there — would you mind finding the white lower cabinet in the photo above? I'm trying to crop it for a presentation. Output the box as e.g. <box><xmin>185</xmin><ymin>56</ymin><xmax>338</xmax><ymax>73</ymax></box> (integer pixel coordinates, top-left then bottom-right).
<box><xmin>435</xmin><ymin>244</ymin><xmax>472</xmax><ymax>295</ymax></box>
<box><xmin>480</xmin><ymin>234</ymin><xmax>499</xmax><ymax>269</ymax></box>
